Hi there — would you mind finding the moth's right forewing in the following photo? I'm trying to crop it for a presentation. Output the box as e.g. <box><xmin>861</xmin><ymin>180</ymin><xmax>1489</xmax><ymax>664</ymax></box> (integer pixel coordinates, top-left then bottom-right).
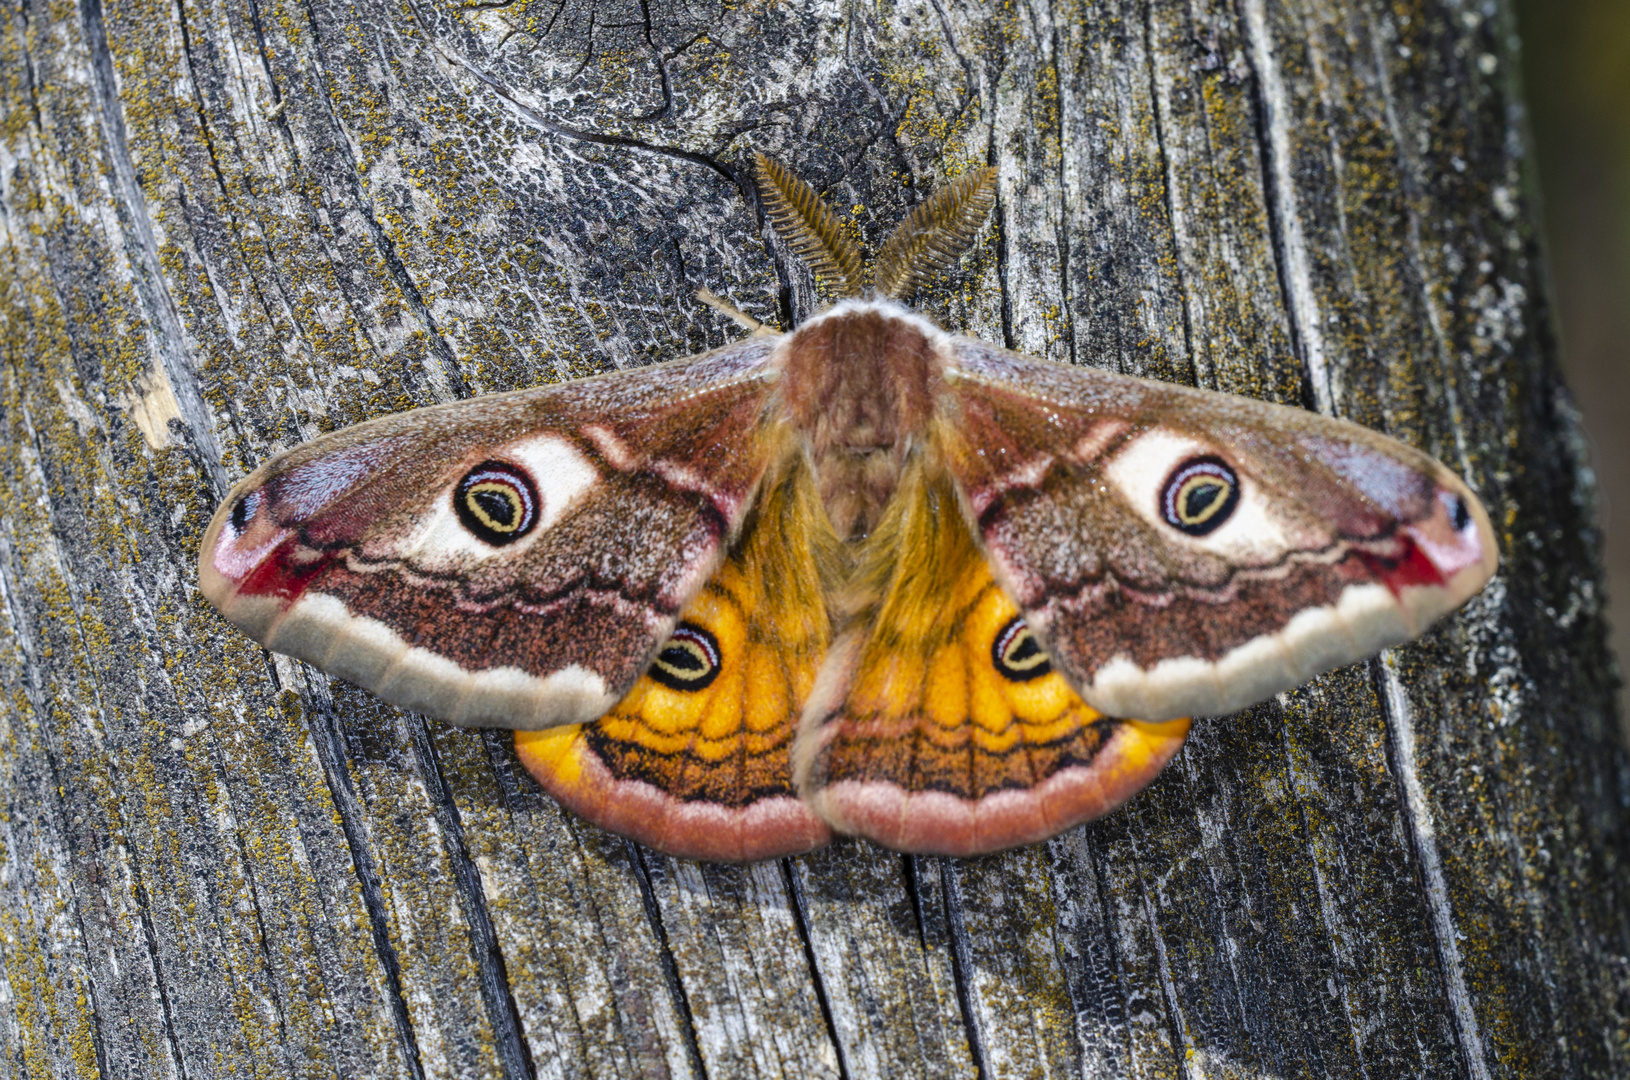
<box><xmin>941</xmin><ymin>339</ymin><xmax>1498</xmax><ymax>721</ymax></box>
<box><xmin>199</xmin><ymin>338</ymin><xmax>784</xmax><ymax>729</ymax></box>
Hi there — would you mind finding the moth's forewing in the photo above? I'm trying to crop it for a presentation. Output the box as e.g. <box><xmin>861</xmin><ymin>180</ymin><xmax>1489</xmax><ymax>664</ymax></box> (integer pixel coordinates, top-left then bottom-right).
<box><xmin>943</xmin><ymin>338</ymin><xmax>1499</xmax><ymax>721</ymax></box>
<box><xmin>199</xmin><ymin>340</ymin><xmax>782</xmax><ymax>729</ymax></box>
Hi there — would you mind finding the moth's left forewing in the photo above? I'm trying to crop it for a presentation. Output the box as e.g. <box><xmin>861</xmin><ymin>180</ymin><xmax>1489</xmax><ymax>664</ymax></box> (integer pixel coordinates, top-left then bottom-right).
<box><xmin>199</xmin><ymin>339</ymin><xmax>784</xmax><ymax>729</ymax></box>
<box><xmin>941</xmin><ymin>339</ymin><xmax>1498</xmax><ymax>721</ymax></box>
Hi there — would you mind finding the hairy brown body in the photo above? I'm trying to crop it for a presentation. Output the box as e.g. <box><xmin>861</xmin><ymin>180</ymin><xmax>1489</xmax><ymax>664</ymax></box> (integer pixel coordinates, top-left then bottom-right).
<box><xmin>779</xmin><ymin>308</ymin><xmax>939</xmax><ymax>540</ymax></box>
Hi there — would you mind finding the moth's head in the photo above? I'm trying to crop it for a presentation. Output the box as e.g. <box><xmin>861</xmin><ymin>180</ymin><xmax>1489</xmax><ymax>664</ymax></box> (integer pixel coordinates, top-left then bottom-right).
<box><xmin>754</xmin><ymin>153</ymin><xmax>997</xmax><ymax>307</ymax></box>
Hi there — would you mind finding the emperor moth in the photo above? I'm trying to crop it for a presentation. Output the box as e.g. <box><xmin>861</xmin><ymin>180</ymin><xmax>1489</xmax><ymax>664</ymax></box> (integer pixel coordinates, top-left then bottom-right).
<box><xmin>200</xmin><ymin>156</ymin><xmax>1496</xmax><ymax>861</ymax></box>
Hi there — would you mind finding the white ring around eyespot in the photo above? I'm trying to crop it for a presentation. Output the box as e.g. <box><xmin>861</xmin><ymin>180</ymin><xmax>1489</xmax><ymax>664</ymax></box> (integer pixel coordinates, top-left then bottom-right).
<box><xmin>1103</xmin><ymin>429</ymin><xmax>1291</xmax><ymax>561</ymax></box>
<box><xmin>392</xmin><ymin>434</ymin><xmax>599</xmax><ymax>569</ymax></box>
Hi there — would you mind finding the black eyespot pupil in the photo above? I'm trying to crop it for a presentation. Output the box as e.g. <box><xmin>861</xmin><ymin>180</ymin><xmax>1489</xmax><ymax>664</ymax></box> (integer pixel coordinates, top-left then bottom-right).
<box><xmin>472</xmin><ymin>488</ymin><xmax>517</xmax><ymax>527</ymax></box>
<box><xmin>658</xmin><ymin>643</ymin><xmax>705</xmax><ymax>673</ymax></box>
<box><xmin>1161</xmin><ymin>456</ymin><xmax>1240</xmax><ymax>537</ymax></box>
<box><xmin>1006</xmin><ymin>633</ymin><xmax>1042</xmax><ymax>666</ymax></box>
<box><xmin>649</xmin><ymin>623</ymin><xmax>721</xmax><ymax>692</ymax></box>
<box><xmin>230</xmin><ymin>496</ymin><xmax>250</xmax><ymax>531</ymax></box>
<box><xmin>1451</xmin><ymin>495</ymin><xmax>1471</xmax><ymax>532</ymax></box>
<box><xmin>992</xmin><ymin>615</ymin><xmax>1052</xmax><ymax>682</ymax></box>
<box><xmin>454</xmin><ymin>462</ymin><xmax>539</xmax><ymax>546</ymax></box>
<box><xmin>1182</xmin><ymin>482</ymin><xmax>1223</xmax><ymax>519</ymax></box>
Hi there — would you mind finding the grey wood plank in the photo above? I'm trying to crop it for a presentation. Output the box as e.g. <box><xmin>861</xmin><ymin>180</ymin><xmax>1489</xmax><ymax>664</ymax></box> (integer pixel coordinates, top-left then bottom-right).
<box><xmin>641</xmin><ymin>857</ymin><xmax>840</xmax><ymax>1078</ymax></box>
<box><xmin>437</xmin><ymin>725</ymin><xmax>703</xmax><ymax>1080</ymax></box>
<box><xmin>1</xmin><ymin>0</ymin><xmax>1625</xmax><ymax>1076</ymax></box>
<box><xmin>0</xmin><ymin>0</ymin><xmax>415</xmax><ymax>1071</ymax></box>
<box><xmin>788</xmin><ymin>847</ymin><xmax>975</xmax><ymax>1079</ymax></box>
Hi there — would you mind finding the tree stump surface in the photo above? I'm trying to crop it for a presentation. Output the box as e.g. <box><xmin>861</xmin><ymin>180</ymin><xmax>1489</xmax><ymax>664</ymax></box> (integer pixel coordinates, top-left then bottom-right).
<box><xmin>1</xmin><ymin>0</ymin><xmax>1625</xmax><ymax>1076</ymax></box>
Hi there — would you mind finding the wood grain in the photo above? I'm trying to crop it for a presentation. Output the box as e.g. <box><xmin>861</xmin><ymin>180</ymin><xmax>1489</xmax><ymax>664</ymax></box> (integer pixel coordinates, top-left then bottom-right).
<box><xmin>1</xmin><ymin>0</ymin><xmax>1625</xmax><ymax>1075</ymax></box>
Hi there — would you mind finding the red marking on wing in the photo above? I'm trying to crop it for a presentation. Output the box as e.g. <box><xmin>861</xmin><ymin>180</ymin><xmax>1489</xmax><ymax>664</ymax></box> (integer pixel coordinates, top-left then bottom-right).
<box><xmin>234</xmin><ymin>541</ymin><xmax>338</xmax><ymax>601</ymax></box>
<box><xmin>1357</xmin><ymin>539</ymin><xmax>1447</xmax><ymax>598</ymax></box>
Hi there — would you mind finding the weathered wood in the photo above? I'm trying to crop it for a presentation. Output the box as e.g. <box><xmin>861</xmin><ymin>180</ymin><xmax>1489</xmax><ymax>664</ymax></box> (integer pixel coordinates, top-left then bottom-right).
<box><xmin>1</xmin><ymin>0</ymin><xmax>1625</xmax><ymax>1075</ymax></box>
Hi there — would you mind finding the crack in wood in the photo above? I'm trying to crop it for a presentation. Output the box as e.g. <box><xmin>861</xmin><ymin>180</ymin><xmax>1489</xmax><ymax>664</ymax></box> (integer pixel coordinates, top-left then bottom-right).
<box><xmin>628</xmin><ymin>844</ymin><xmax>709</xmax><ymax>1079</ymax></box>
<box><xmin>1376</xmin><ymin>655</ymin><xmax>1492</xmax><ymax>1080</ymax></box>
<box><xmin>407</xmin><ymin>715</ymin><xmax>538</xmax><ymax>1079</ymax></box>
<box><xmin>1237</xmin><ymin>0</ymin><xmax>1323</xmax><ymax>415</ymax></box>
<box><xmin>302</xmin><ymin>686</ymin><xmax>429</xmax><ymax>1080</ymax></box>
<box><xmin>782</xmin><ymin>860</ymin><xmax>851</xmax><ymax>1080</ymax></box>
<box><xmin>79</xmin><ymin>0</ymin><xmax>227</xmax><ymax>493</ymax></box>
<box><xmin>939</xmin><ymin>860</ymin><xmax>989</xmax><ymax>1080</ymax></box>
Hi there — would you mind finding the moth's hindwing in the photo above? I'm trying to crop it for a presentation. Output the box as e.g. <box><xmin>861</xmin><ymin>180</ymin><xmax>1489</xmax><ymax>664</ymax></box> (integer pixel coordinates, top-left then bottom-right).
<box><xmin>943</xmin><ymin>339</ymin><xmax>1499</xmax><ymax>722</ymax></box>
<box><xmin>198</xmin><ymin>339</ymin><xmax>780</xmax><ymax>729</ymax></box>
<box><xmin>517</xmin><ymin>465</ymin><xmax>838</xmax><ymax>861</ymax></box>
<box><xmin>793</xmin><ymin>465</ymin><xmax>1190</xmax><ymax>857</ymax></box>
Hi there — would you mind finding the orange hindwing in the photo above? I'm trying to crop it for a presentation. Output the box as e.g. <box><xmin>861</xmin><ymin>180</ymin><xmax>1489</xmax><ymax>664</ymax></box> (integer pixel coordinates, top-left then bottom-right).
<box><xmin>516</xmin><ymin>466</ymin><xmax>837</xmax><ymax>861</ymax></box>
<box><xmin>793</xmin><ymin>465</ymin><xmax>1190</xmax><ymax>857</ymax></box>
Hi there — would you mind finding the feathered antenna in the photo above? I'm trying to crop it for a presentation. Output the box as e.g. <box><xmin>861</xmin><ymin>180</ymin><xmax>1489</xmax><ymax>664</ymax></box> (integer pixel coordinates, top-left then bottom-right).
<box><xmin>755</xmin><ymin>153</ymin><xmax>866</xmax><ymax>298</ymax></box>
<box><xmin>872</xmin><ymin>166</ymin><xmax>999</xmax><ymax>299</ymax></box>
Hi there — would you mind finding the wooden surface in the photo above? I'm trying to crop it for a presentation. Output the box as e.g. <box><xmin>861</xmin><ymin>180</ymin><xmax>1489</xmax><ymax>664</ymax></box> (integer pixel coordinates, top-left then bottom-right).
<box><xmin>1</xmin><ymin>0</ymin><xmax>1626</xmax><ymax>1075</ymax></box>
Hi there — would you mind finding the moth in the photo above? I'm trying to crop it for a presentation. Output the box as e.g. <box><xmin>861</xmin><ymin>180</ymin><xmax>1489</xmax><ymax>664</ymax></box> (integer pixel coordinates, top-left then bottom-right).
<box><xmin>199</xmin><ymin>155</ymin><xmax>1497</xmax><ymax>861</ymax></box>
